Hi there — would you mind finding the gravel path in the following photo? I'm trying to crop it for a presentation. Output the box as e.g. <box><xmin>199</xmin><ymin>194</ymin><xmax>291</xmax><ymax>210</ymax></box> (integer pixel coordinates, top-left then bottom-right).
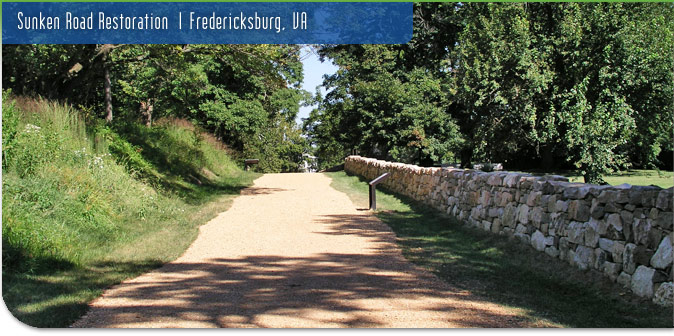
<box><xmin>73</xmin><ymin>173</ymin><xmax>519</xmax><ymax>328</ymax></box>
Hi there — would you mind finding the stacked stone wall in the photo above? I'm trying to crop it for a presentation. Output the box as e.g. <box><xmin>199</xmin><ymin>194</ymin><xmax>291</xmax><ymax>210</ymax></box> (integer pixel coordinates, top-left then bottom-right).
<box><xmin>344</xmin><ymin>155</ymin><xmax>673</xmax><ymax>306</ymax></box>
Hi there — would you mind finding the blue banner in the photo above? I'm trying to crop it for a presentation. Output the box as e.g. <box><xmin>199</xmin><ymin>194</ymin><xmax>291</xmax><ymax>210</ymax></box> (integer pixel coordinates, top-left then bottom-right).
<box><xmin>2</xmin><ymin>2</ymin><xmax>413</xmax><ymax>44</ymax></box>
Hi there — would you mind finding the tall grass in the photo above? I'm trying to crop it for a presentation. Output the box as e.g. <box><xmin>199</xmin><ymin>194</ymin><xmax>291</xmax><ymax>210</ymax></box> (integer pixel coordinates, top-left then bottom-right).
<box><xmin>2</xmin><ymin>92</ymin><xmax>258</xmax><ymax>327</ymax></box>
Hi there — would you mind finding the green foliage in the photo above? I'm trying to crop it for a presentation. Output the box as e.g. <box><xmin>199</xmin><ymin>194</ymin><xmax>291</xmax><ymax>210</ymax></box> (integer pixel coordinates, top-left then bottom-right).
<box><xmin>308</xmin><ymin>2</ymin><xmax>673</xmax><ymax>177</ymax></box>
<box><xmin>2</xmin><ymin>44</ymin><xmax>311</xmax><ymax>173</ymax></box>
<box><xmin>2</xmin><ymin>90</ymin><xmax>20</xmax><ymax>167</ymax></box>
<box><xmin>1</xmin><ymin>95</ymin><xmax>257</xmax><ymax>326</ymax></box>
<box><xmin>242</xmin><ymin>117</ymin><xmax>308</xmax><ymax>173</ymax></box>
<box><xmin>453</xmin><ymin>2</ymin><xmax>553</xmax><ymax>166</ymax></box>
<box><xmin>305</xmin><ymin>45</ymin><xmax>463</xmax><ymax>167</ymax></box>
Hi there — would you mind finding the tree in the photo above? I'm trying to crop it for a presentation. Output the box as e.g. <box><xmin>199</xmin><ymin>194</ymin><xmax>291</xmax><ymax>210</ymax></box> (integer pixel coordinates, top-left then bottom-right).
<box><xmin>2</xmin><ymin>44</ymin><xmax>311</xmax><ymax>172</ymax></box>
<box><xmin>305</xmin><ymin>45</ymin><xmax>462</xmax><ymax>167</ymax></box>
<box><xmin>452</xmin><ymin>2</ymin><xmax>553</xmax><ymax>168</ymax></box>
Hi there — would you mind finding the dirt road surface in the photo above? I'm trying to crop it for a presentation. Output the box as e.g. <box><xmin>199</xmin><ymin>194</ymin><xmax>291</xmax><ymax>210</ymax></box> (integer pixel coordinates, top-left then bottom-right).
<box><xmin>73</xmin><ymin>173</ymin><xmax>521</xmax><ymax>328</ymax></box>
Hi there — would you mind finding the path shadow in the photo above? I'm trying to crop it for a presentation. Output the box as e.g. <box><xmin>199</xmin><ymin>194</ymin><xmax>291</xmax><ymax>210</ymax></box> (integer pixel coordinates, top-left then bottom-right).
<box><xmin>240</xmin><ymin>187</ymin><xmax>290</xmax><ymax>196</ymax></box>
<box><xmin>74</xmin><ymin>253</ymin><xmax>528</xmax><ymax>328</ymax></box>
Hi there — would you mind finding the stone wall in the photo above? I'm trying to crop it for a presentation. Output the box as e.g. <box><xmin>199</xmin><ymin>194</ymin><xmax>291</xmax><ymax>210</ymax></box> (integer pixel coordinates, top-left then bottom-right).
<box><xmin>344</xmin><ymin>155</ymin><xmax>674</xmax><ymax>306</ymax></box>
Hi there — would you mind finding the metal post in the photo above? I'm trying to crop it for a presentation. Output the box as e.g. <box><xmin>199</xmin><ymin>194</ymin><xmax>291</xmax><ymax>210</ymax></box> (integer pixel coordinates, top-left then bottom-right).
<box><xmin>369</xmin><ymin>184</ymin><xmax>376</xmax><ymax>210</ymax></box>
<box><xmin>368</xmin><ymin>173</ymin><xmax>390</xmax><ymax>210</ymax></box>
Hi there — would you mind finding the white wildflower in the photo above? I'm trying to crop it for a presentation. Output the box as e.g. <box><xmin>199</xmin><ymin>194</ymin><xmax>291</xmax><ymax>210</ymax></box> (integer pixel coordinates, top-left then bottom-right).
<box><xmin>24</xmin><ymin>124</ymin><xmax>41</xmax><ymax>134</ymax></box>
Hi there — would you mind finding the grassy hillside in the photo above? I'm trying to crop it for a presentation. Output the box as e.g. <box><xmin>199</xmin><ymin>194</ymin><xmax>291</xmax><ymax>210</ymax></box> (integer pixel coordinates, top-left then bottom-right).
<box><xmin>1</xmin><ymin>93</ymin><xmax>258</xmax><ymax>327</ymax></box>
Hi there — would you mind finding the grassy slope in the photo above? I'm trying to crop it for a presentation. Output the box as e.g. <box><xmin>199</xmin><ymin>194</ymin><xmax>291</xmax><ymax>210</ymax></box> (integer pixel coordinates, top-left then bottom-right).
<box><xmin>2</xmin><ymin>95</ymin><xmax>258</xmax><ymax>327</ymax></box>
<box><xmin>326</xmin><ymin>171</ymin><xmax>672</xmax><ymax>328</ymax></box>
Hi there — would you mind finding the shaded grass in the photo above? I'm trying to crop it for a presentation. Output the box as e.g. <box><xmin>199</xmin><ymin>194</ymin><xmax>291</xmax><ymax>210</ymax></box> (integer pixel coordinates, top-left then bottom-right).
<box><xmin>2</xmin><ymin>95</ymin><xmax>259</xmax><ymax>327</ymax></box>
<box><xmin>326</xmin><ymin>171</ymin><xmax>673</xmax><ymax>328</ymax></box>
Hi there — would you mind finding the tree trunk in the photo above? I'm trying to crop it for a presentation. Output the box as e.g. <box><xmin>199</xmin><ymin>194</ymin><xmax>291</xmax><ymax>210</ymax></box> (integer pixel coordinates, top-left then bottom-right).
<box><xmin>541</xmin><ymin>144</ymin><xmax>554</xmax><ymax>170</ymax></box>
<box><xmin>583</xmin><ymin>166</ymin><xmax>606</xmax><ymax>185</ymax></box>
<box><xmin>460</xmin><ymin>146</ymin><xmax>473</xmax><ymax>169</ymax></box>
<box><xmin>140</xmin><ymin>100</ymin><xmax>153</xmax><ymax>127</ymax></box>
<box><xmin>104</xmin><ymin>61</ymin><xmax>113</xmax><ymax>123</ymax></box>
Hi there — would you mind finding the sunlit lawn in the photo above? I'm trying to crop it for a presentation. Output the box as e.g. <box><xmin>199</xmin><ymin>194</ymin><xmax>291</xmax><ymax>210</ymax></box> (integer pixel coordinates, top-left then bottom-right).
<box><xmin>517</xmin><ymin>169</ymin><xmax>672</xmax><ymax>189</ymax></box>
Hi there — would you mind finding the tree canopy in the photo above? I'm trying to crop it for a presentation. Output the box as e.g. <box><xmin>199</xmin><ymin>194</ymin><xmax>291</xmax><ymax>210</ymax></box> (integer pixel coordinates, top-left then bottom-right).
<box><xmin>304</xmin><ymin>2</ymin><xmax>673</xmax><ymax>183</ymax></box>
<box><xmin>3</xmin><ymin>44</ymin><xmax>310</xmax><ymax>172</ymax></box>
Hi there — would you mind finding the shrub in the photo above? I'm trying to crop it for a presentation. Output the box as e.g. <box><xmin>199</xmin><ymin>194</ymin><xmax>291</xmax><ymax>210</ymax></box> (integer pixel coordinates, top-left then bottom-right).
<box><xmin>481</xmin><ymin>163</ymin><xmax>495</xmax><ymax>172</ymax></box>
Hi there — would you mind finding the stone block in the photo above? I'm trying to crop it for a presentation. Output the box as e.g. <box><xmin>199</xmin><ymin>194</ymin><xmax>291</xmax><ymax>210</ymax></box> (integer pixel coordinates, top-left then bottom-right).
<box><xmin>647</xmin><ymin>227</ymin><xmax>663</xmax><ymax>250</ymax></box>
<box><xmin>653</xmin><ymin>282</ymin><xmax>673</xmax><ymax>307</ymax></box>
<box><xmin>605</xmin><ymin>202</ymin><xmax>622</xmax><ymax>213</ymax></box>
<box><xmin>603</xmin><ymin>261</ymin><xmax>622</xmax><ymax>282</ymax></box>
<box><xmin>502</xmin><ymin>204</ymin><xmax>517</xmax><ymax>228</ymax></box>
<box><xmin>503</xmin><ymin>174</ymin><xmax>520</xmax><ymax>188</ymax></box>
<box><xmin>491</xmin><ymin>218</ymin><xmax>502</xmax><ymax>234</ymax></box>
<box><xmin>527</xmin><ymin>191</ymin><xmax>542</xmax><ymax>207</ymax></box>
<box><xmin>488</xmin><ymin>207</ymin><xmax>501</xmax><ymax>218</ymax></box>
<box><xmin>612</xmin><ymin>241</ymin><xmax>625</xmax><ymax>264</ymax></box>
<box><xmin>499</xmin><ymin>192</ymin><xmax>514</xmax><ymax>207</ymax></box>
<box><xmin>656</xmin><ymin>190</ymin><xmax>672</xmax><ymax>210</ymax></box>
<box><xmin>648</xmin><ymin>208</ymin><xmax>659</xmax><ymax>219</ymax></box>
<box><xmin>530</xmin><ymin>207</ymin><xmax>548</xmax><ymax>228</ymax></box>
<box><xmin>631</xmin><ymin>266</ymin><xmax>660</xmax><ymax>298</ymax></box>
<box><xmin>584</xmin><ymin>222</ymin><xmax>600</xmax><ymax>248</ymax></box>
<box><xmin>518</xmin><ymin>204</ymin><xmax>530</xmax><ymax>224</ymax></box>
<box><xmin>481</xmin><ymin>220</ymin><xmax>492</xmax><ymax>232</ymax></box>
<box><xmin>567</xmin><ymin>221</ymin><xmax>585</xmax><ymax>245</ymax></box>
<box><xmin>617</xmin><ymin>272</ymin><xmax>632</xmax><ymax>288</ymax></box>
<box><xmin>656</xmin><ymin>211</ymin><xmax>672</xmax><ymax>230</ymax></box>
<box><xmin>480</xmin><ymin>191</ymin><xmax>491</xmax><ymax>207</ymax></box>
<box><xmin>598</xmin><ymin>190</ymin><xmax>613</xmax><ymax>203</ymax></box>
<box><xmin>568</xmin><ymin>200</ymin><xmax>590</xmax><ymax>221</ymax></box>
<box><xmin>573</xmin><ymin>245</ymin><xmax>595</xmax><ymax>271</ymax></box>
<box><xmin>606</xmin><ymin>213</ymin><xmax>623</xmax><ymax>237</ymax></box>
<box><xmin>650</xmin><ymin>235</ymin><xmax>673</xmax><ymax>270</ymax></box>
<box><xmin>632</xmin><ymin>218</ymin><xmax>652</xmax><ymax>245</ymax></box>
<box><xmin>594</xmin><ymin>248</ymin><xmax>608</xmax><ymax>270</ymax></box>
<box><xmin>623</xmin><ymin>243</ymin><xmax>638</xmax><ymax>274</ymax></box>
<box><xmin>545</xmin><ymin>246</ymin><xmax>560</xmax><ymax>258</ymax></box>
<box><xmin>619</xmin><ymin>211</ymin><xmax>633</xmax><ymax>229</ymax></box>
<box><xmin>514</xmin><ymin>233</ymin><xmax>530</xmax><ymax>245</ymax></box>
<box><xmin>547</xmin><ymin>195</ymin><xmax>558</xmax><ymax>213</ymax></box>
<box><xmin>487</xmin><ymin>174</ymin><xmax>503</xmax><ymax>186</ymax></box>
<box><xmin>599</xmin><ymin>238</ymin><xmax>614</xmax><ymax>252</ymax></box>
<box><xmin>531</xmin><ymin>230</ymin><xmax>547</xmax><ymax>251</ymax></box>
<box><xmin>615</xmin><ymin>189</ymin><xmax>630</xmax><ymax>204</ymax></box>
<box><xmin>623</xmin><ymin>243</ymin><xmax>653</xmax><ymax>274</ymax></box>
<box><xmin>590</xmin><ymin>201</ymin><xmax>605</xmax><ymax>219</ymax></box>
<box><xmin>555</xmin><ymin>200</ymin><xmax>569</xmax><ymax>212</ymax></box>
<box><xmin>564</xmin><ymin>185</ymin><xmax>592</xmax><ymax>200</ymax></box>
<box><xmin>559</xmin><ymin>237</ymin><xmax>570</xmax><ymax>261</ymax></box>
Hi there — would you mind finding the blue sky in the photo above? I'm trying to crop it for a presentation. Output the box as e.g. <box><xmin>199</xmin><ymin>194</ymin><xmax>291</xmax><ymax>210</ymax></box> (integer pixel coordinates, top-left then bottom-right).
<box><xmin>296</xmin><ymin>48</ymin><xmax>338</xmax><ymax>126</ymax></box>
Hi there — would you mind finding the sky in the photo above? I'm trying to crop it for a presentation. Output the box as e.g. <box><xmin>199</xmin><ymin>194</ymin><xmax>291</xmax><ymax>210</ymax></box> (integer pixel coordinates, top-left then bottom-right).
<box><xmin>296</xmin><ymin>47</ymin><xmax>339</xmax><ymax>126</ymax></box>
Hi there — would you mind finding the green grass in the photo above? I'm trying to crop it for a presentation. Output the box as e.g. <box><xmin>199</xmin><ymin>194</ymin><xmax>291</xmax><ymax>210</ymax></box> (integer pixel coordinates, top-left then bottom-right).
<box><xmin>517</xmin><ymin>169</ymin><xmax>673</xmax><ymax>189</ymax></box>
<box><xmin>2</xmin><ymin>94</ymin><xmax>259</xmax><ymax>327</ymax></box>
<box><xmin>326</xmin><ymin>171</ymin><xmax>673</xmax><ymax>328</ymax></box>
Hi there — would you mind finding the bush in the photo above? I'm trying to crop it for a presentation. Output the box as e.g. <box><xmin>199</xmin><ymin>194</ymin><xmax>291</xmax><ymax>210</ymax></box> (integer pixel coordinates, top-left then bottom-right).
<box><xmin>2</xmin><ymin>90</ymin><xmax>20</xmax><ymax>168</ymax></box>
<box><xmin>481</xmin><ymin>163</ymin><xmax>495</xmax><ymax>172</ymax></box>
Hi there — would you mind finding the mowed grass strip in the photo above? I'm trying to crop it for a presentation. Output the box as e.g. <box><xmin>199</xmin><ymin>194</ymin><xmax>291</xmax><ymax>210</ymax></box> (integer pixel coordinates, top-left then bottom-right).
<box><xmin>326</xmin><ymin>171</ymin><xmax>673</xmax><ymax>328</ymax></box>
